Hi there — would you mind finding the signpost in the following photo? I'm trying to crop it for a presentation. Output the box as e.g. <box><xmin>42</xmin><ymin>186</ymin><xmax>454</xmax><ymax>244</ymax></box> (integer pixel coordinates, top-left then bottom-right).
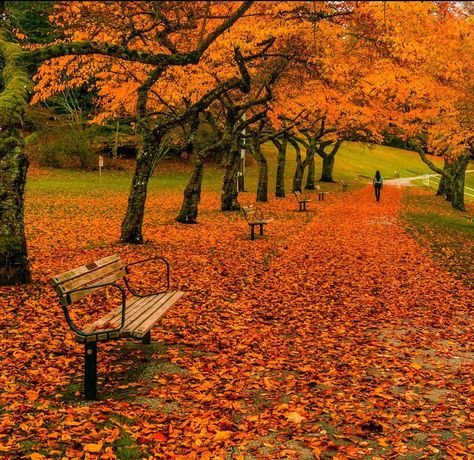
<box><xmin>99</xmin><ymin>155</ymin><xmax>104</xmax><ymax>183</ymax></box>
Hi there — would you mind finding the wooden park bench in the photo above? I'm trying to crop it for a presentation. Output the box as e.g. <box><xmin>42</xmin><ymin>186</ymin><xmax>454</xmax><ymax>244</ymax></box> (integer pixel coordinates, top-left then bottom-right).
<box><xmin>242</xmin><ymin>205</ymin><xmax>274</xmax><ymax>240</ymax></box>
<box><xmin>339</xmin><ymin>179</ymin><xmax>349</xmax><ymax>192</ymax></box>
<box><xmin>315</xmin><ymin>185</ymin><xmax>327</xmax><ymax>201</ymax></box>
<box><xmin>49</xmin><ymin>254</ymin><xmax>184</xmax><ymax>400</ymax></box>
<box><xmin>294</xmin><ymin>190</ymin><xmax>311</xmax><ymax>211</ymax></box>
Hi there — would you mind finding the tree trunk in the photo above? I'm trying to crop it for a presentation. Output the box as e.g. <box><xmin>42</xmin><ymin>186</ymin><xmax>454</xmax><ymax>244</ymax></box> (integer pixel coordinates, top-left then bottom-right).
<box><xmin>437</xmin><ymin>159</ymin><xmax>452</xmax><ymax>199</ymax></box>
<box><xmin>176</xmin><ymin>154</ymin><xmax>204</xmax><ymax>223</ymax></box>
<box><xmin>291</xmin><ymin>139</ymin><xmax>304</xmax><ymax>192</ymax></box>
<box><xmin>450</xmin><ymin>155</ymin><xmax>469</xmax><ymax>211</ymax></box>
<box><xmin>318</xmin><ymin>140</ymin><xmax>341</xmax><ymax>182</ymax></box>
<box><xmin>436</xmin><ymin>175</ymin><xmax>447</xmax><ymax>197</ymax></box>
<box><xmin>0</xmin><ymin>30</ymin><xmax>32</xmax><ymax>285</ymax></box>
<box><xmin>305</xmin><ymin>149</ymin><xmax>316</xmax><ymax>190</ymax></box>
<box><xmin>120</xmin><ymin>133</ymin><xmax>160</xmax><ymax>243</ymax></box>
<box><xmin>320</xmin><ymin>154</ymin><xmax>335</xmax><ymax>182</ymax></box>
<box><xmin>274</xmin><ymin>137</ymin><xmax>287</xmax><ymax>197</ymax></box>
<box><xmin>221</xmin><ymin>145</ymin><xmax>241</xmax><ymax>211</ymax></box>
<box><xmin>249</xmin><ymin>142</ymin><xmax>268</xmax><ymax>202</ymax></box>
<box><xmin>0</xmin><ymin>145</ymin><xmax>31</xmax><ymax>285</ymax></box>
<box><xmin>256</xmin><ymin>157</ymin><xmax>268</xmax><ymax>202</ymax></box>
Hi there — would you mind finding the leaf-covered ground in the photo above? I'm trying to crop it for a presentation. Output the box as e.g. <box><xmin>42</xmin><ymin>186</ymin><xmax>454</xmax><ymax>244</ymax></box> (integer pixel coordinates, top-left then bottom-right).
<box><xmin>1</xmin><ymin>185</ymin><xmax>472</xmax><ymax>459</ymax></box>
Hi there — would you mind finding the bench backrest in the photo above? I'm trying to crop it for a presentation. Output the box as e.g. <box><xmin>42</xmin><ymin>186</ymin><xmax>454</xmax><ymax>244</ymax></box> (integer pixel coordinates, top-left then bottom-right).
<box><xmin>242</xmin><ymin>205</ymin><xmax>263</xmax><ymax>222</ymax></box>
<box><xmin>49</xmin><ymin>254</ymin><xmax>126</xmax><ymax>306</ymax></box>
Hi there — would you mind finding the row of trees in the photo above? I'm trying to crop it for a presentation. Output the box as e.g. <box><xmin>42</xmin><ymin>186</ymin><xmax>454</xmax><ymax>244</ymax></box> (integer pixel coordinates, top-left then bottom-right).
<box><xmin>0</xmin><ymin>1</ymin><xmax>472</xmax><ymax>285</ymax></box>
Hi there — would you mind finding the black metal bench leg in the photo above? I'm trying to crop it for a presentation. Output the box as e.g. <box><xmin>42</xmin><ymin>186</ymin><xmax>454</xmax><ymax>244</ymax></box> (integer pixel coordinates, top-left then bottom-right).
<box><xmin>250</xmin><ymin>225</ymin><xmax>255</xmax><ymax>240</ymax></box>
<box><xmin>84</xmin><ymin>342</ymin><xmax>97</xmax><ymax>400</ymax></box>
<box><xmin>259</xmin><ymin>224</ymin><xmax>264</xmax><ymax>235</ymax></box>
<box><xmin>142</xmin><ymin>331</ymin><xmax>151</xmax><ymax>345</ymax></box>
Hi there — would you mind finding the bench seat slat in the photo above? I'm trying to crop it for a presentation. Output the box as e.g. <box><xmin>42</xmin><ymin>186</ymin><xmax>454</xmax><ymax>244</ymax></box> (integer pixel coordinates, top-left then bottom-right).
<box><xmin>129</xmin><ymin>291</ymin><xmax>184</xmax><ymax>338</ymax></box>
<box><xmin>76</xmin><ymin>290</ymin><xmax>184</xmax><ymax>343</ymax></box>
<box><xmin>121</xmin><ymin>291</ymin><xmax>180</xmax><ymax>333</ymax></box>
<box><xmin>247</xmin><ymin>218</ymin><xmax>274</xmax><ymax>225</ymax></box>
<box><xmin>81</xmin><ymin>292</ymin><xmax>167</xmax><ymax>334</ymax></box>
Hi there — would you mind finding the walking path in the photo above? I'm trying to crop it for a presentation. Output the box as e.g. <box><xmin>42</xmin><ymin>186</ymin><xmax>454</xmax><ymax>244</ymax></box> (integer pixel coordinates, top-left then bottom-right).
<box><xmin>385</xmin><ymin>169</ymin><xmax>474</xmax><ymax>187</ymax></box>
<box><xmin>163</xmin><ymin>185</ymin><xmax>473</xmax><ymax>457</ymax></box>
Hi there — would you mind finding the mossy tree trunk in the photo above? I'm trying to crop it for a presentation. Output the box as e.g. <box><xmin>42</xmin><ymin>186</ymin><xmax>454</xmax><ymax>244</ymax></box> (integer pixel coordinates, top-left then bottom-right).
<box><xmin>120</xmin><ymin>129</ymin><xmax>163</xmax><ymax>243</ymax></box>
<box><xmin>436</xmin><ymin>159</ymin><xmax>452</xmax><ymax>199</ymax></box>
<box><xmin>248</xmin><ymin>121</ymin><xmax>269</xmax><ymax>203</ymax></box>
<box><xmin>418</xmin><ymin>149</ymin><xmax>471</xmax><ymax>212</ymax></box>
<box><xmin>249</xmin><ymin>141</ymin><xmax>268</xmax><ymax>203</ymax></box>
<box><xmin>273</xmin><ymin>136</ymin><xmax>287</xmax><ymax>197</ymax></box>
<box><xmin>305</xmin><ymin>148</ymin><xmax>316</xmax><ymax>190</ymax></box>
<box><xmin>0</xmin><ymin>30</ymin><xmax>32</xmax><ymax>285</ymax></box>
<box><xmin>176</xmin><ymin>154</ymin><xmax>204</xmax><ymax>223</ymax></box>
<box><xmin>450</xmin><ymin>154</ymin><xmax>470</xmax><ymax>211</ymax></box>
<box><xmin>291</xmin><ymin>137</ymin><xmax>305</xmax><ymax>192</ymax></box>
<box><xmin>176</xmin><ymin>116</ymin><xmax>209</xmax><ymax>224</ymax></box>
<box><xmin>221</xmin><ymin>140</ymin><xmax>242</xmax><ymax>211</ymax></box>
<box><xmin>318</xmin><ymin>140</ymin><xmax>341</xmax><ymax>182</ymax></box>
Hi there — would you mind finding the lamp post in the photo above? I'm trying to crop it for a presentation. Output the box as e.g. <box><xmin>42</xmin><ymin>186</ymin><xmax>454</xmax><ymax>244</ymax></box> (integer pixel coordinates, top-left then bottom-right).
<box><xmin>238</xmin><ymin>113</ymin><xmax>246</xmax><ymax>192</ymax></box>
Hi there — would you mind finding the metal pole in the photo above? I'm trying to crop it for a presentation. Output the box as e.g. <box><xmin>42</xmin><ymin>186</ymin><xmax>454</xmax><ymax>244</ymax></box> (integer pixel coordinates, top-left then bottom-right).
<box><xmin>99</xmin><ymin>155</ymin><xmax>104</xmax><ymax>184</ymax></box>
<box><xmin>238</xmin><ymin>113</ymin><xmax>246</xmax><ymax>192</ymax></box>
<box><xmin>84</xmin><ymin>342</ymin><xmax>97</xmax><ymax>400</ymax></box>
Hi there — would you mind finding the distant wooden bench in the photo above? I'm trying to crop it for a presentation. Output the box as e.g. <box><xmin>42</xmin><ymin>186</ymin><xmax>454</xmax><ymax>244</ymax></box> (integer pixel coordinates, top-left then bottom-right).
<box><xmin>294</xmin><ymin>190</ymin><xmax>311</xmax><ymax>211</ymax></box>
<box><xmin>49</xmin><ymin>254</ymin><xmax>184</xmax><ymax>400</ymax></box>
<box><xmin>339</xmin><ymin>179</ymin><xmax>349</xmax><ymax>192</ymax></box>
<box><xmin>242</xmin><ymin>205</ymin><xmax>274</xmax><ymax>240</ymax></box>
<box><xmin>315</xmin><ymin>185</ymin><xmax>327</xmax><ymax>201</ymax></box>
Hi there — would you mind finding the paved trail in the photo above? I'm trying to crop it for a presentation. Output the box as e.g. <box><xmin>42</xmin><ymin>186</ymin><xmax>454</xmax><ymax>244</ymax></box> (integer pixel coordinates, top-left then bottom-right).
<box><xmin>170</xmin><ymin>185</ymin><xmax>474</xmax><ymax>457</ymax></box>
<box><xmin>385</xmin><ymin>169</ymin><xmax>474</xmax><ymax>187</ymax></box>
<box><xmin>218</xmin><ymin>185</ymin><xmax>473</xmax><ymax>457</ymax></box>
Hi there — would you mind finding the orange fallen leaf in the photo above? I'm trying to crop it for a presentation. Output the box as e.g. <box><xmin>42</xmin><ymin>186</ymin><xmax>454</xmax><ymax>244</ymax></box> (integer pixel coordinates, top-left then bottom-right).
<box><xmin>30</xmin><ymin>454</ymin><xmax>45</xmax><ymax>460</ymax></box>
<box><xmin>214</xmin><ymin>430</ymin><xmax>234</xmax><ymax>440</ymax></box>
<box><xmin>150</xmin><ymin>432</ymin><xmax>167</xmax><ymax>441</ymax></box>
<box><xmin>285</xmin><ymin>411</ymin><xmax>305</xmax><ymax>424</ymax></box>
<box><xmin>84</xmin><ymin>442</ymin><xmax>103</xmax><ymax>453</ymax></box>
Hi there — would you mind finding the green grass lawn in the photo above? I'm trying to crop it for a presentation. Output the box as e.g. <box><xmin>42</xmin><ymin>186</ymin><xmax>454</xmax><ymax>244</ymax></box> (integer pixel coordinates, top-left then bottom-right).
<box><xmin>27</xmin><ymin>141</ymin><xmax>447</xmax><ymax>196</ymax></box>
<box><xmin>412</xmin><ymin>163</ymin><xmax>474</xmax><ymax>202</ymax></box>
<box><xmin>402</xmin><ymin>188</ymin><xmax>473</xmax><ymax>287</ymax></box>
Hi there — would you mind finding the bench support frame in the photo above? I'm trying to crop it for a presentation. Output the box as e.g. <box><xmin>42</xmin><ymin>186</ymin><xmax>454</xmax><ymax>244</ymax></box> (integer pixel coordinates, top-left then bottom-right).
<box><xmin>249</xmin><ymin>223</ymin><xmax>265</xmax><ymax>240</ymax></box>
<box><xmin>84</xmin><ymin>342</ymin><xmax>97</xmax><ymax>400</ymax></box>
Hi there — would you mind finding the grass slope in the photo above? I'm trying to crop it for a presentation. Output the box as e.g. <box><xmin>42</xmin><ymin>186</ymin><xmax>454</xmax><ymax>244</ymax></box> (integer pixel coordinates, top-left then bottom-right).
<box><xmin>402</xmin><ymin>188</ymin><xmax>473</xmax><ymax>287</ymax></box>
<box><xmin>27</xmin><ymin>141</ymin><xmax>446</xmax><ymax>196</ymax></box>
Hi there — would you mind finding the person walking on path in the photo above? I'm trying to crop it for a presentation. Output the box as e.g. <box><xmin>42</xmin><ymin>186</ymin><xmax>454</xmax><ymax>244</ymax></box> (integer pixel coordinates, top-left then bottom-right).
<box><xmin>373</xmin><ymin>170</ymin><xmax>383</xmax><ymax>202</ymax></box>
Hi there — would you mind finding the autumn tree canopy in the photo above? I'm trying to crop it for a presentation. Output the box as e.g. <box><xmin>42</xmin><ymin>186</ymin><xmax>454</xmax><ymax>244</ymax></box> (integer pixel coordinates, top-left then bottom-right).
<box><xmin>0</xmin><ymin>0</ymin><xmax>472</xmax><ymax>285</ymax></box>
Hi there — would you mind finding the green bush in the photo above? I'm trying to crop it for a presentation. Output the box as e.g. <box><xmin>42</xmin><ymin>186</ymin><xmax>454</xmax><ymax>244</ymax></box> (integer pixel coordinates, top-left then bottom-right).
<box><xmin>32</xmin><ymin>126</ymin><xmax>96</xmax><ymax>170</ymax></box>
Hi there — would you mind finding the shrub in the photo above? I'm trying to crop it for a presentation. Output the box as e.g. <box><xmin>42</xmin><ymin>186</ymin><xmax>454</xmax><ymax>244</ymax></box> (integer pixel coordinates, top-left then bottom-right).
<box><xmin>31</xmin><ymin>126</ymin><xmax>96</xmax><ymax>170</ymax></box>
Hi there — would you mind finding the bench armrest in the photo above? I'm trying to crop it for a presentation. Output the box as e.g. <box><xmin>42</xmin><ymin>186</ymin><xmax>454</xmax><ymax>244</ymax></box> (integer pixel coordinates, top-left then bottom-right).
<box><xmin>62</xmin><ymin>282</ymin><xmax>126</xmax><ymax>338</ymax></box>
<box><xmin>124</xmin><ymin>256</ymin><xmax>170</xmax><ymax>297</ymax></box>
